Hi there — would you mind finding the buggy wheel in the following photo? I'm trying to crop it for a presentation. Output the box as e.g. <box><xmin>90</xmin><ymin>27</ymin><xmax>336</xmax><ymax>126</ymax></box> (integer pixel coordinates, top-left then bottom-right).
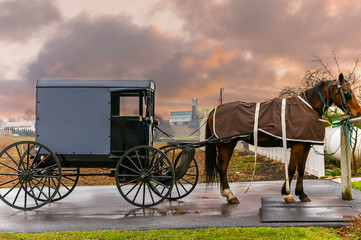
<box><xmin>36</xmin><ymin>167</ymin><xmax>79</xmax><ymax>202</ymax></box>
<box><xmin>165</xmin><ymin>148</ymin><xmax>199</xmax><ymax>200</ymax></box>
<box><xmin>0</xmin><ymin>141</ymin><xmax>61</xmax><ymax>210</ymax></box>
<box><xmin>115</xmin><ymin>145</ymin><xmax>174</xmax><ymax>207</ymax></box>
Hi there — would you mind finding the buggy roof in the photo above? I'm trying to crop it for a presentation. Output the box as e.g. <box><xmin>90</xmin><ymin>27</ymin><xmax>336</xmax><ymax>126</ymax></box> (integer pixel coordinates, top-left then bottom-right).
<box><xmin>36</xmin><ymin>79</ymin><xmax>155</xmax><ymax>91</ymax></box>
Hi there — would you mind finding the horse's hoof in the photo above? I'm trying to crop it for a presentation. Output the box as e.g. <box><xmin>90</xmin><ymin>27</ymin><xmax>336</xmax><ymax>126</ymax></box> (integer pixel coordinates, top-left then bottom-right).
<box><xmin>283</xmin><ymin>194</ymin><xmax>296</xmax><ymax>203</ymax></box>
<box><xmin>227</xmin><ymin>197</ymin><xmax>240</xmax><ymax>204</ymax></box>
<box><xmin>300</xmin><ymin>196</ymin><xmax>311</xmax><ymax>202</ymax></box>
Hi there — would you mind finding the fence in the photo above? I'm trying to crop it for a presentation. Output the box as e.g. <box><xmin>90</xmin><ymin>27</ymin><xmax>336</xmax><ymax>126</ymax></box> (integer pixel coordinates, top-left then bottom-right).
<box><xmin>241</xmin><ymin>144</ymin><xmax>325</xmax><ymax>178</ymax></box>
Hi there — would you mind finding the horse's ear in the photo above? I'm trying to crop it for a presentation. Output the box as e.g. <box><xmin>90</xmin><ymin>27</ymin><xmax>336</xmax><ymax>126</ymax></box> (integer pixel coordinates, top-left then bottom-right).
<box><xmin>339</xmin><ymin>73</ymin><xmax>345</xmax><ymax>84</ymax></box>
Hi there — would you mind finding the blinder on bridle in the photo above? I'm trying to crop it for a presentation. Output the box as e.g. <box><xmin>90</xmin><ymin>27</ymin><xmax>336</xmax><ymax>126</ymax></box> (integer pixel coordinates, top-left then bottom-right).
<box><xmin>330</xmin><ymin>78</ymin><xmax>352</xmax><ymax>114</ymax></box>
<box><xmin>343</xmin><ymin>89</ymin><xmax>352</xmax><ymax>101</ymax></box>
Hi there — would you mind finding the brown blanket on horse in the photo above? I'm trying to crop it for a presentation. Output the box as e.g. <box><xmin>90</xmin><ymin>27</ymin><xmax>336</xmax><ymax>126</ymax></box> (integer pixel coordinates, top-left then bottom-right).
<box><xmin>213</xmin><ymin>97</ymin><xmax>325</xmax><ymax>144</ymax></box>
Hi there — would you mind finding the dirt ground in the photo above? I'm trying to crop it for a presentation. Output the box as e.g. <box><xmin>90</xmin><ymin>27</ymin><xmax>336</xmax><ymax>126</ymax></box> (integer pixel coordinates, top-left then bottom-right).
<box><xmin>76</xmin><ymin>149</ymin><xmax>316</xmax><ymax>186</ymax></box>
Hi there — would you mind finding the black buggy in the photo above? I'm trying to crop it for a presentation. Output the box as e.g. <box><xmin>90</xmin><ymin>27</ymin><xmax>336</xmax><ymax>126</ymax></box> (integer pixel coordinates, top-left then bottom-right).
<box><xmin>0</xmin><ymin>80</ymin><xmax>198</xmax><ymax>210</ymax></box>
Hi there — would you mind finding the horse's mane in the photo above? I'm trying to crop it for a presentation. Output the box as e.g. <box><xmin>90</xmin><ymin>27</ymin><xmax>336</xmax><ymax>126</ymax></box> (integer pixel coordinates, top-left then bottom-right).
<box><xmin>308</xmin><ymin>80</ymin><xmax>332</xmax><ymax>97</ymax></box>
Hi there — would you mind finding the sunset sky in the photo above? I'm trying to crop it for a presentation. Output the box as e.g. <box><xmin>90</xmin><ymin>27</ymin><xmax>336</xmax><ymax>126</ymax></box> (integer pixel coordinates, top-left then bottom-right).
<box><xmin>1</xmin><ymin>0</ymin><xmax>361</xmax><ymax>120</ymax></box>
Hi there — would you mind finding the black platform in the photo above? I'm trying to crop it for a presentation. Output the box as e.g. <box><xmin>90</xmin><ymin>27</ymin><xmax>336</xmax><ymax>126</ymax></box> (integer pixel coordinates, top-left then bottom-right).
<box><xmin>260</xmin><ymin>197</ymin><xmax>357</xmax><ymax>222</ymax></box>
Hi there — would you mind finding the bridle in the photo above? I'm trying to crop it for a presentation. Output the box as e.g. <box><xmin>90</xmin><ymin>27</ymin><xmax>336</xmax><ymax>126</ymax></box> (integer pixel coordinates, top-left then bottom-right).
<box><xmin>324</xmin><ymin>79</ymin><xmax>352</xmax><ymax>116</ymax></box>
<box><xmin>300</xmin><ymin>78</ymin><xmax>353</xmax><ymax>117</ymax></box>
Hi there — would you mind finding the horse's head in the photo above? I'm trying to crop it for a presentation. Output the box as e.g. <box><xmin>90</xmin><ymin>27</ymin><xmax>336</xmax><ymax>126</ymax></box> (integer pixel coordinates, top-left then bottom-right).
<box><xmin>303</xmin><ymin>73</ymin><xmax>361</xmax><ymax>118</ymax></box>
<box><xmin>330</xmin><ymin>73</ymin><xmax>361</xmax><ymax>118</ymax></box>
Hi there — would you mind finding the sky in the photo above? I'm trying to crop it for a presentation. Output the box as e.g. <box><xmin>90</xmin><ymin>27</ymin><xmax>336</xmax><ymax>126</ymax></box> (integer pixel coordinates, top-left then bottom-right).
<box><xmin>1</xmin><ymin>0</ymin><xmax>361</xmax><ymax>120</ymax></box>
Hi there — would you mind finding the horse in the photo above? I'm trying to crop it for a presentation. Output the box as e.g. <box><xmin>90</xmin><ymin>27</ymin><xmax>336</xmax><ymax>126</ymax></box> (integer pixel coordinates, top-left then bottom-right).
<box><xmin>205</xmin><ymin>73</ymin><xmax>361</xmax><ymax>203</ymax></box>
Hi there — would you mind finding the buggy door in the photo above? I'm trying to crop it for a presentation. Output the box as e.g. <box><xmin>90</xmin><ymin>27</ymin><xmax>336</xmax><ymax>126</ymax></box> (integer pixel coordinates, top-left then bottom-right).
<box><xmin>110</xmin><ymin>90</ymin><xmax>150</xmax><ymax>155</ymax></box>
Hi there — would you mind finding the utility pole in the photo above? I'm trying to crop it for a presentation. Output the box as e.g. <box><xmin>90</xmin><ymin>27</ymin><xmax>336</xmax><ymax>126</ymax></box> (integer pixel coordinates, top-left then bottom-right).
<box><xmin>219</xmin><ymin>88</ymin><xmax>224</xmax><ymax>105</ymax></box>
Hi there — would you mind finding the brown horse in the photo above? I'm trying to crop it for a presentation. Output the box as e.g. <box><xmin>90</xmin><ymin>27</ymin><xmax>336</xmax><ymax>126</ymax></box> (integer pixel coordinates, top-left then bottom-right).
<box><xmin>205</xmin><ymin>73</ymin><xmax>361</xmax><ymax>203</ymax></box>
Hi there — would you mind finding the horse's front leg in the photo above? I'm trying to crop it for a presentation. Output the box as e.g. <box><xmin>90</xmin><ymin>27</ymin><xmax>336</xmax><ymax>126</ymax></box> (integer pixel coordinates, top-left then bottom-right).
<box><xmin>217</xmin><ymin>142</ymin><xmax>239</xmax><ymax>204</ymax></box>
<box><xmin>295</xmin><ymin>144</ymin><xmax>311</xmax><ymax>202</ymax></box>
<box><xmin>281</xmin><ymin>144</ymin><xmax>301</xmax><ymax>203</ymax></box>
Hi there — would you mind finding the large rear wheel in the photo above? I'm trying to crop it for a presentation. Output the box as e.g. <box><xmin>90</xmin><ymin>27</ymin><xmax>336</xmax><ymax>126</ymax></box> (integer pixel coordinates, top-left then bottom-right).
<box><xmin>0</xmin><ymin>141</ymin><xmax>61</xmax><ymax>210</ymax></box>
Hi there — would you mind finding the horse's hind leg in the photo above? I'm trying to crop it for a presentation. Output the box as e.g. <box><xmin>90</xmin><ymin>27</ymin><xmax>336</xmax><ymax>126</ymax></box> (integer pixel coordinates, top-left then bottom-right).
<box><xmin>217</xmin><ymin>141</ymin><xmax>239</xmax><ymax>204</ymax></box>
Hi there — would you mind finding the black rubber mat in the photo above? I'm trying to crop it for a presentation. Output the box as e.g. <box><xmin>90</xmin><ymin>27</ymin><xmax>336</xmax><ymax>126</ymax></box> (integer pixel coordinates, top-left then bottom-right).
<box><xmin>261</xmin><ymin>197</ymin><xmax>351</xmax><ymax>208</ymax></box>
<box><xmin>260</xmin><ymin>197</ymin><xmax>357</xmax><ymax>222</ymax></box>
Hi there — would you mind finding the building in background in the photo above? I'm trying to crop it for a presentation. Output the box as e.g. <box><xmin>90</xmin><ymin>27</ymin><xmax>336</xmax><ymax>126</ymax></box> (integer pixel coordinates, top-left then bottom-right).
<box><xmin>169</xmin><ymin>111</ymin><xmax>192</xmax><ymax>125</ymax></box>
<box><xmin>0</xmin><ymin>120</ymin><xmax>35</xmax><ymax>136</ymax></box>
<box><xmin>169</xmin><ymin>97</ymin><xmax>199</xmax><ymax>126</ymax></box>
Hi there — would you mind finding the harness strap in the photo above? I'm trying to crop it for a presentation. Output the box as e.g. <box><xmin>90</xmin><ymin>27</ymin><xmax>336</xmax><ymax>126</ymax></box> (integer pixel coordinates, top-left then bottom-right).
<box><xmin>281</xmin><ymin>98</ymin><xmax>290</xmax><ymax>194</ymax></box>
<box><xmin>244</xmin><ymin>102</ymin><xmax>260</xmax><ymax>194</ymax></box>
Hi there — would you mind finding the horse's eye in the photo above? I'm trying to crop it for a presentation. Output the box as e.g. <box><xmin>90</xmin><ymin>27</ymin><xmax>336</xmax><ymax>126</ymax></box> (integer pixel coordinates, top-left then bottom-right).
<box><xmin>344</xmin><ymin>91</ymin><xmax>352</xmax><ymax>101</ymax></box>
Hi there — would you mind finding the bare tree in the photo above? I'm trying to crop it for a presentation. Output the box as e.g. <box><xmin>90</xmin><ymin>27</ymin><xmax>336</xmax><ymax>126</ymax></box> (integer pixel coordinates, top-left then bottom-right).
<box><xmin>23</xmin><ymin>109</ymin><xmax>35</xmax><ymax>121</ymax></box>
<box><xmin>279</xmin><ymin>53</ymin><xmax>361</xmax><ymax>98</ymax></box>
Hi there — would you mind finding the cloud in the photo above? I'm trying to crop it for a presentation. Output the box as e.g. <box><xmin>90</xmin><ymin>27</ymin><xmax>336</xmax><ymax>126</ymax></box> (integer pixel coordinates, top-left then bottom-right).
<box><xmin>0</xmin><ymin>0</ymin><xmax>61</xmax><ymax>42</ymax></box>
<box><xmin>26</xmin><ymin>13</ymin><xmax>177</xmax><ymax>80</ymax></box>
<box><xmin>168</xmin><ymin>0</ymin><xmax>361</xmax><ymax>60</ymax></box>
<box><xmin>13</xmin><ymin>0</ymin><xmax>361</xmax><ymax>120</ymax></box>
<box><xmin>0</xmin><ymin>80</ymin><xmax>34</xmax><ymax>120</ymax></box>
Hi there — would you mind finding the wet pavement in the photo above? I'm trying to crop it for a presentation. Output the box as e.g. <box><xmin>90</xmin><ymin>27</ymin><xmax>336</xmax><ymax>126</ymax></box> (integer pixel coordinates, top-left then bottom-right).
<box><xmin>0</xmin><ymin>180</ymin><xmax>361</xmax><ymax>233</ymax></box>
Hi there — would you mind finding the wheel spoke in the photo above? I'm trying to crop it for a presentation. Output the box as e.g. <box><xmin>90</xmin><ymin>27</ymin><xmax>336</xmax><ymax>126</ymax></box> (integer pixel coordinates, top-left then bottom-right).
<box><xmin>149</xmin><ymin>155</ymin><xmax>163</xmax><ymax>172</ymax></box>
<box><xmin>117</xmin><ymin>174</ymin><xmax>141</xmax><ymax>178</ymax></box>
<box><xmin>4</xmin><ymin>151</ymin><xmax>22</xmax><ymax>170</ymax></box>
<box><xmin>151</xmin><ymin>178</ymin><xmax>171</xmax><ymax>189</ymax></box>
<box><xmin>142</xmin><ymin>180</ymin><xmax>146</xmax><ymax>206</ymax></box>
<box><xmin>132</xmin><ymin>181</ymin><xmax>143</xmax><ymax>202</ymax></box>
<box><xmin>126</xmin><ymin>156</ymin><xmax>141</xmax><ymax>172</ymax></box>
<box><xmin>119</xmin><ymin>163</ymin><xmax>140</xmax><ymax>175</ymax></box>
<box><xmin>0</xmin><ymin>177</ymin><xmax>21</xmax><ymax>187</ymax></box>
<box><xmin>23</xmin><ymin>181</ymin><xmax>28</xmax><ymax>209</ymax></box>
<box><xmin>26</xmin><ymin>143</ymin><xmax>30</xmax><ymax>170</ymax></box>
<box><xmin>151</xmin><ymin>175</ymin><xmax>173</xmax><ymax>179</ymax></box>
<box><xmin>119</xmin><ymin>177</ymin><xmax>139</xmax><ymax>187</ymax></box>
<box><xmin>151</xmin><ymin>166</ymin><xmax>172</xmax><ymax>175</ymax></box>
<box><xmin>29</xmin><ymin>146</ymin><xmax>41</xmax><ymax>169</ymax></box>
<box><xmin>134</xmin><ymin>149</ymin><xmax>143</xmax><ymax>169</ymax></box>
<box><xmin>0</xmin><ymin>172</ymin><xmax>20</xmax><ymax>177</ymax></box>
<box><xmin>32</xmin><ymin>177</ymin><xmax>57</xmax><ymax>189</ymax></box>
<box><xmin>124</xmin><ymin>179</ymin><xmax>141</xmax><ymax>197</ymax></box>
<box><xmin>174</xmin><ymin>181</ymin><xmax>181</xmax><ymax>197</ymax></box>
<box><xmin>179</xmin><ymin>176</ymin><xmax>193</xmax><ymax>185</ymax></box>
<box><xmin>146</xmin><ymin>182</ymin><xmax>155</xmax><ymax>205</ymax></box>
<box><xmin>148</xmin><ymin>181</ymin><xmax>163</xmax><ymax>196</ymax></box>
<box><xmin>177</xmin><ymin>180</ymin><xmax>188</xmax><ymax>192</ymax></box>
<box><xmin>12</xmin><ymin>185</ymin><xmax>22</xmax><ymax>205</ymax></box>
<box><xmin>31</xmin><ymin>154</ymin><xmax>52</xmax><ymax>170</ymax></box>
<box><xmin>2</xmin><ymin>181</ymin><xmax>21</xmax><ymax>198</ymax></box>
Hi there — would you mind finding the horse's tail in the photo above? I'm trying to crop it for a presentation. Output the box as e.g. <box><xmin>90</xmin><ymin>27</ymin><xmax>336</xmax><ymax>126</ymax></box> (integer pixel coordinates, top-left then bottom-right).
<box><xmin>205</xmin><ymin>111</ymin><xmax>217</xmax><ymax>183</ymax></box>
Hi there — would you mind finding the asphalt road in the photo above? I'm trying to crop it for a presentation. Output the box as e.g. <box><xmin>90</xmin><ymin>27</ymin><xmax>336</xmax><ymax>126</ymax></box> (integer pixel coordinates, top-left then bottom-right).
<box><xmin>0</xmin><ymin>180</ymin><xmax>360</xmax><ymax>233</ymax></box>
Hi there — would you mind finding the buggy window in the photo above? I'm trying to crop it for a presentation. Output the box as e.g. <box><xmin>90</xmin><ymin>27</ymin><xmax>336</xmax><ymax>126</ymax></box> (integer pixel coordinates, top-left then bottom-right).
<box><xmin>119</xmin><ymin>97</ymin><xmax>139</xmax><ymax>116</ymax></box>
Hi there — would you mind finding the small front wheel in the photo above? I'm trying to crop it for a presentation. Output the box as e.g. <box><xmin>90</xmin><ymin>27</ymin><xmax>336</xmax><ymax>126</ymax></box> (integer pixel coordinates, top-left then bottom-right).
<box><xmin>115</xmin><ymin>145</ymin><xmax>174</xmax><ymax>207</ymax></box>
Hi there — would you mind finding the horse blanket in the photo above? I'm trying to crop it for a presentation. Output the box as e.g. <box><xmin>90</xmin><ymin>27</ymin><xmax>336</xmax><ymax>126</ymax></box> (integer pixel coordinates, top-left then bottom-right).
<box><xmin>213</xmin><ymin>96</ymin><xmax>325</xmax><ymax>144</ymax></box>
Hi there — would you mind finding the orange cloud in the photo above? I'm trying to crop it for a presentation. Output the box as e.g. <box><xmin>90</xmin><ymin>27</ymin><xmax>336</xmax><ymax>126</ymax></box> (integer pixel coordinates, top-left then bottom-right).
<box><xmin>202</xmin><ymin>47</ymin><xmax>235</xmax><ymax>69</ymax></box>
<box><xmin>180</xmin><ymin>47</ymin><xmax>236</xmax><ymax>70</ymax></box>
<box><xmin>47</xmin><ymin>61</ymin><xmax>64</xmax><ymax>75</ymax></box>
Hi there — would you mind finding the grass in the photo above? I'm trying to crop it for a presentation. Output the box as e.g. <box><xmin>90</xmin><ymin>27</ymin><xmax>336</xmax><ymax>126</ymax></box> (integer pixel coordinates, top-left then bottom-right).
<box><xmin>352</xmin><ymin>181</ymin><xmax>361</xmax><ymax>191</ymax></box>
<box><xmin>325</xmin><ymin>167</ymin><xmax>341</xmax><ymax>177</ymax></box>
<box><xmin>0</xmin><ymin>227</ymin><xmax>341</xmax><ymax>240</ymax></box>
<box><xmin>228</xmin><ymin>154</ymin><xmax>264</xmax><ymax>174</ymax></box>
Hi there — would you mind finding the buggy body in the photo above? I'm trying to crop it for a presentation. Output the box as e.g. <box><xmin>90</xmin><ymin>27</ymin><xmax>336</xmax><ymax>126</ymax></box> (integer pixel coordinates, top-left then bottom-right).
<box><xmin>36</xmin><ymin>79</ymin><xmax>155</xmax><ymax>168</ymax></box>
